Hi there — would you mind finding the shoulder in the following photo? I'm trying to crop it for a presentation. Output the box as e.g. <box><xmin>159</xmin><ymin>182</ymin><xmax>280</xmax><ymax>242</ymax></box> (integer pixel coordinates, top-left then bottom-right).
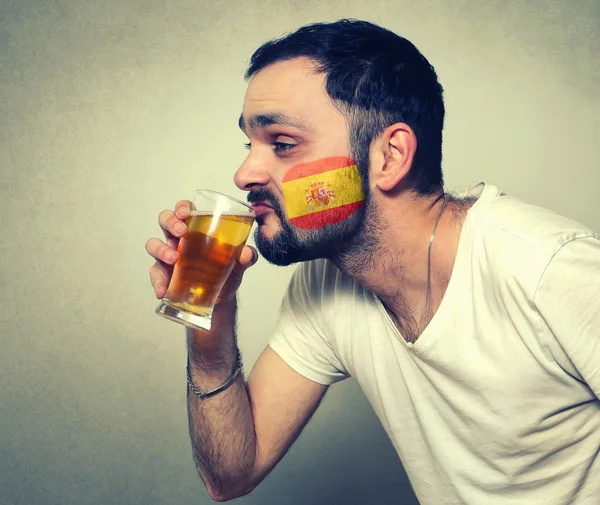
<box><xmin>288</xmin><ymin>258</ymin><xmax>358</xmax><ymax>302</ymax></box>
<box><xmin>466</xmin><ymin>183</ymin><xmax>595</xmax><ymax>262</ymax></box>
<box><xmin>458</xmin><ymin>183</ymin><xmax>597</xmax><ymax>294</ymax></box>
<box><xmin>272</xmin><ymin>258</ymin><xmax>354</xmax><ymax>385</ymax></box>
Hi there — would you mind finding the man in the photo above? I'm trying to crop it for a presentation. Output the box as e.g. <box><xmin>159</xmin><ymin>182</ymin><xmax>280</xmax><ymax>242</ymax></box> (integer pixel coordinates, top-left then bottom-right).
<box><xmin>145</xmin><ymin>19</ymin><xmax>600</xmax><ymax>504</ymax></box>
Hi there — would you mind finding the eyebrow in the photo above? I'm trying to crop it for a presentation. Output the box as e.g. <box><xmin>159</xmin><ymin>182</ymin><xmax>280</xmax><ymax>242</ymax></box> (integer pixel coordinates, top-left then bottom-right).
<box><xmin>238</xmin><ymin>112</ymin><xmax>311</xmax><ymax>133</ymax></box>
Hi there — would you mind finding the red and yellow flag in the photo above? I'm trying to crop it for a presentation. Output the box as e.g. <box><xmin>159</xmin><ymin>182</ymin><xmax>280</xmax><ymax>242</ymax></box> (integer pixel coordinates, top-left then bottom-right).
<box><xmin>282</xmin><ymin>157</ymin><xmax>364</xmax><ymax>230</ymax></box>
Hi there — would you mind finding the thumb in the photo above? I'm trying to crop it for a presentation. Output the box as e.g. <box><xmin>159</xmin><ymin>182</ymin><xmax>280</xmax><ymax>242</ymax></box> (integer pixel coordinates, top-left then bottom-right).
<box><xmin>219</xmin><ymin>245</ymin><xmax>259</xmax><ymax>299</ymax></box>
<box><xmin>236</xmin><ymin>244</ymin><xmax>259</xmax><ymax>271</ymax></box>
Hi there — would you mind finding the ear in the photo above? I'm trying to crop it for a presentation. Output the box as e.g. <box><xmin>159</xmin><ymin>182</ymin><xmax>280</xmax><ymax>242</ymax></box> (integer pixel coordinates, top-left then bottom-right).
<box><xmin>371</xmin><ymin>123</ymin><xmax>417</xmax><ymax>192</ymax></box>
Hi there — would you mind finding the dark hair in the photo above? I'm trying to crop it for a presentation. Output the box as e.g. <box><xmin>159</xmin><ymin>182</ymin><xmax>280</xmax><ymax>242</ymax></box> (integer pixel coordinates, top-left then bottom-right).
<box><xmin>245</xmin><ymin>19</ymin><xmax>445</xmax><ymax>195</ymax></box>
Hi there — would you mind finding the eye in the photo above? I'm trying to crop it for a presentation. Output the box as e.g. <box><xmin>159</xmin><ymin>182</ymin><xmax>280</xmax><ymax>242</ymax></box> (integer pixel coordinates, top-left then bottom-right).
<box><xmin>243</xmin><ymin>142</ymin><xmax>251</xmax><ymax>150</ymax></box>
<box><xmin>273</xmin><ymin>141</ymin><xmax>296</xmax><ymax>153</ymax></box>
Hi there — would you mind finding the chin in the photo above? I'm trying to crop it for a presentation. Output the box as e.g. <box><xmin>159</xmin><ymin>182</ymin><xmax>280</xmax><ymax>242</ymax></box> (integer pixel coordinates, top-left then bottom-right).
<box><xmin>253</xmin><ymin>224</ymin><xmax>305</xmax><ymax>267</ymax></box>
<box><xmin>256</xmin><ymin>215</ymin><xmax>281</xmax><ymax>238</ymax></box>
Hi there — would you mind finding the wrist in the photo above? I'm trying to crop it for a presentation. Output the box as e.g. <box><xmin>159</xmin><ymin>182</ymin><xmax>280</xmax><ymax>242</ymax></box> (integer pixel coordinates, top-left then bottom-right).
<box><xmin>186</xmin><ymin>297</ymin><xmax>238</xmax><ymax>359</ymax></box>
<box><xmin>187</xmin><ymin>332</ymin><xmax>236</xmax><ymax>367</ymax></box>
<box><xmin>212</xmin><ymin>296</ymin><xmax>238</xmax><ymax>318</ymax></box>
<box><xmin>187</xmin><ymin>346</ymin><xmax>243</xmax><ymax>394</ymax></box>
<box><xmin>186</xmin><ymin>360</ymin><xmax>242</xmax><ymax>399</ymax></box>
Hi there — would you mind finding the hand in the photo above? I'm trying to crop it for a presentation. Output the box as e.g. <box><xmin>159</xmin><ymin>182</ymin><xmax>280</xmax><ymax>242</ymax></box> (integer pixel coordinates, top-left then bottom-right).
<box><xmin>145</xmin><ymin>200</ymin><xmax>258</xmax><ymax>300</ymax></box>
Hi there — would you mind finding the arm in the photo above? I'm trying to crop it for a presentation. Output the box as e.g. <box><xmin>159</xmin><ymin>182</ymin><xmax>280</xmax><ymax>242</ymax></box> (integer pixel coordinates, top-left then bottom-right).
<box><xmin>186</xmin><ymin>302</ymin><xmax>328</xmax><ymax>502</ymax></box>
<box><xmin>534</xmin><ymin>235</ymin><xmax>600</xmax><ymax>398</ymax></box>
<box><xmin>146</xmin><ymin>200</ymin><xmax>329</xmax><ymax>501</ymax></box>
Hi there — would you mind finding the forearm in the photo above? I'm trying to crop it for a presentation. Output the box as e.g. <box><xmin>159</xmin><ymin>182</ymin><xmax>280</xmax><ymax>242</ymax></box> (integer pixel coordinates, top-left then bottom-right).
<box><xmin>186</xmin><ymin>299</ymin><xmax>257</xmax><ymax>501</ymax></box>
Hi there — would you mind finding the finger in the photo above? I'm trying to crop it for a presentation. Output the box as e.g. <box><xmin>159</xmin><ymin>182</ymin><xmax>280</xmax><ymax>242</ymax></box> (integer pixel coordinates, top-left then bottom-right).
<box><xmin>237</xmin><ymin>245</ymin><xmax>259</xmax><ymax>269</ymax></box>
<box><xmin>145</xmin><ymin>237</ymin><xmax>179</xmax><ymax>265</ymax></box>
<box><xmin>149</xmin><ymin>261</ymin><xmax>172</xmax><ymax>298</ymax></box>
<box><xmin>158</xmin><ymin>209</ymin><xmax>188</xmax><ymax>240</ymax></box>
<box><xmin>174</xmin><ymin>200</ymin><xmax>193</xmax><ymax>220</ymax></box>
<box><xmin>220</xmin><ymin>246</ymin><xmax>259</xmax><ymax>298</ymax></box>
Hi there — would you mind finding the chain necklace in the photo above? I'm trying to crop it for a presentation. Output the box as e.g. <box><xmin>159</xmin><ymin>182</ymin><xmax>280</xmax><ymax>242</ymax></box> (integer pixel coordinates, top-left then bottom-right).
<box><xmin>423</xmin><ymin>193</ymin><xmax>448</xmax><ymax>329</ymax></box>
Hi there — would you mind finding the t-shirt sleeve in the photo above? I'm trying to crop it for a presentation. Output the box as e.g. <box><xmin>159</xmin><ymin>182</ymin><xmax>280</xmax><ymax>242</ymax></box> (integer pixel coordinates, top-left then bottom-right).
<box><xmin>534</xmin><ymin>235</ymin><xmax>600</xmax><ymax>398</ymax></box>
<box><xmin>269</xmin><ymin>261</ymin><xmax>350</xmax><ymax>386</ymax></box>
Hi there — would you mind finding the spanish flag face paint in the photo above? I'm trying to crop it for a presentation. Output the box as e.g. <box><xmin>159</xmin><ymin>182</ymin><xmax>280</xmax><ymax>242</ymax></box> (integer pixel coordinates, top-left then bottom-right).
<box><xmin>282</xmin><ymin>157</ymin><xmax>365</xmax><ymax>230</ymax></box>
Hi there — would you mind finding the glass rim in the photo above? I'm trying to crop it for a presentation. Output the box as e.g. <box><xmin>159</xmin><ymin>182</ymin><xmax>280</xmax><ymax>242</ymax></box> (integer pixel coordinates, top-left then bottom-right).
<box><xmin>195</xmin><ymin>189</ymin><xmax>255</xmax><ymax>213</ymax></box>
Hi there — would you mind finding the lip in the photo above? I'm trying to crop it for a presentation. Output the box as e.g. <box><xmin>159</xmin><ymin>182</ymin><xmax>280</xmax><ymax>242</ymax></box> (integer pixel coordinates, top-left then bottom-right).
<box><xmin>251</xmin><ymin>202</ymin><xmax>274</xmax><ymax>217</ymax></box>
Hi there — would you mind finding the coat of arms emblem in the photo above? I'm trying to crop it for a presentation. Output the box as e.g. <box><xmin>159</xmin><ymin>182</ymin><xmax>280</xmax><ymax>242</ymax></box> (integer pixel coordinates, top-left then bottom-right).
<box><xmin>305</xmin><ymin>181</ymin><xmax>336</xmax><ymax>211</ymax></box>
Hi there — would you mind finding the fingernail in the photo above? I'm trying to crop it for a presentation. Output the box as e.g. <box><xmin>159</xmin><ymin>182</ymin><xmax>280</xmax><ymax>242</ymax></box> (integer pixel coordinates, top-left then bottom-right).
<box><xmin>175</xmin><ymin>223</ymin><xmax>186</xmax><ymax>235</ymax></box>
<box><xmin>167</xmin><ymin>251</ymin><xmax>178</xmax><ymax>263</ymax></box>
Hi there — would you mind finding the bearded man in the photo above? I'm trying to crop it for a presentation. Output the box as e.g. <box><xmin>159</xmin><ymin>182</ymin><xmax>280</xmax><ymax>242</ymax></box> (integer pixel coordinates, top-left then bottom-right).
<box><xmin>145</xmin><ymin>19</ymin><xmax>600</xmax><ymax>504</ymax></box>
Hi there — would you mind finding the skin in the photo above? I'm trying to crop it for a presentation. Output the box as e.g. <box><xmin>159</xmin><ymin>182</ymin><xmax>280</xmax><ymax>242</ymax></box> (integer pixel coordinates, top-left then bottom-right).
<box><xmin>145</xmin><ymin>56</ymin><xmax>466</xmax><ymax>500</ymax></box>
<box><xmin>235</xmin><ymin>57</ymin><xmax>464</xmax><ymax>339</ymax></box>
<box><xmin>235</xmin><ymin>60</ymin><xmax>351</xmax><ymax>241</ymax></box>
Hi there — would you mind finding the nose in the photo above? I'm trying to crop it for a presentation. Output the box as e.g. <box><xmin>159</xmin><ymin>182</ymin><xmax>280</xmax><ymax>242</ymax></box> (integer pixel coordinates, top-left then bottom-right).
<box><xmin>234</xmin><ymin>152</ymin><xmax>271</xmax><ymax>191</ymax></box>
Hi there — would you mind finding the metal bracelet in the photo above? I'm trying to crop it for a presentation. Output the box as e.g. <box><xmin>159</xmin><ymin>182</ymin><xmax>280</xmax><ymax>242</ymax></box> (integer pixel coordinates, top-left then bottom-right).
<box><xmin>186</xmin><ymin>350</ymin><xmax>243</xmax><ymax>399</ymax></box>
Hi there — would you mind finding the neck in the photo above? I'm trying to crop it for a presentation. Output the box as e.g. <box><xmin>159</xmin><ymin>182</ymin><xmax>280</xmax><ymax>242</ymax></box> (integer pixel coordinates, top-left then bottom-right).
<box><xmin>333</xmin><ymin>190</ymin><xmax>466</xmax><ymax>342</ymax></box>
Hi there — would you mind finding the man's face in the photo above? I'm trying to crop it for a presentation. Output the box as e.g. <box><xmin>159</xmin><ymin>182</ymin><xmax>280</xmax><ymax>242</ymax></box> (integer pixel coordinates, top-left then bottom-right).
<box><xmin>235</xmin><ymin>57</ymin><xmax>365</xmax><ymax>265</ymax></box>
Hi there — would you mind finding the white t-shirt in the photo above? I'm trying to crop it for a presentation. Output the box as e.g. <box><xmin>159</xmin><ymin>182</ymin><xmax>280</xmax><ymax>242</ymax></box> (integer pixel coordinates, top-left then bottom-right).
<box><xmin>269</xmin><ymin>183</ymin><xmax>600</xmax><ymax>505</ymax></box>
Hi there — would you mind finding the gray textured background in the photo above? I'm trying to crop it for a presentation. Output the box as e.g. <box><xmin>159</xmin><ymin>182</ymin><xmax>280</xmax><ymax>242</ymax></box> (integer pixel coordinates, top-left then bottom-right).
<box><xmin>1</xmin><ymin>1</ymin><xmax>599</xmax><ymax>504</ymax></box>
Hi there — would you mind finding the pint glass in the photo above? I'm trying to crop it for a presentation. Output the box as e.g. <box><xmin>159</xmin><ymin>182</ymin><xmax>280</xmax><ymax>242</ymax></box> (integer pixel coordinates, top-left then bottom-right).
<box><xmin>155</xmin><ymin>190</ymin><xmax>255</xmax><ymax>331</ymax></box>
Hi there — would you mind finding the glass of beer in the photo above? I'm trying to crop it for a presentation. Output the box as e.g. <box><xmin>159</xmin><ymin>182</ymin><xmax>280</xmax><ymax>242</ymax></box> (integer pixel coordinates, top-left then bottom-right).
<box><xmin>155</xmin><ymin>190</ymin><xmax>255</xmax><ymax>331</ymax></box>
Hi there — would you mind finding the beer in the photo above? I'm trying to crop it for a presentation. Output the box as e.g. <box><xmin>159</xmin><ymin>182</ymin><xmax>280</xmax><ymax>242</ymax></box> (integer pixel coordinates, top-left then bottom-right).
<box><xmin>164</xmin><ymin>212</ymin><xmax>254</xmax><ymax>317</ymax></box>
<box><xmin>155</xmin><ymin>189</ymin><xmax>255</xmax><ymax>331</ymax></box>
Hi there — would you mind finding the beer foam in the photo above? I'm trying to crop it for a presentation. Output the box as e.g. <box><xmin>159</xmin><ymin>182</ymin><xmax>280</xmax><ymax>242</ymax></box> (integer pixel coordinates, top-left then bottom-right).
<box><xmin>189</xmin><ymin>210</ymin><xmax>252</xmax><ymax>217</ymax></box>
<box><xmin>186</xmin><ymin>212</ymin><xmax>253</xmax><ymax>246</ymax></box>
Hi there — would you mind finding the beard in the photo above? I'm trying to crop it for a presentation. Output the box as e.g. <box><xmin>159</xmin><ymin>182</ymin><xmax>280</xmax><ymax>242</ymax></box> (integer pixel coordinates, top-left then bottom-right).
<box><xmin>247</xmin><ymin>187</ymin><xmax>381</xmax><ymax>270</ymax></box>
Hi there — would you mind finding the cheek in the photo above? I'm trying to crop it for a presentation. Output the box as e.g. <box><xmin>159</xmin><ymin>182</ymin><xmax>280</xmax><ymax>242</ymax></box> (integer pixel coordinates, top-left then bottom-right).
<box><xmin>281</xmin><ymin>156</ymin><xmax>365</xmax><ymax>230</ymax></box>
